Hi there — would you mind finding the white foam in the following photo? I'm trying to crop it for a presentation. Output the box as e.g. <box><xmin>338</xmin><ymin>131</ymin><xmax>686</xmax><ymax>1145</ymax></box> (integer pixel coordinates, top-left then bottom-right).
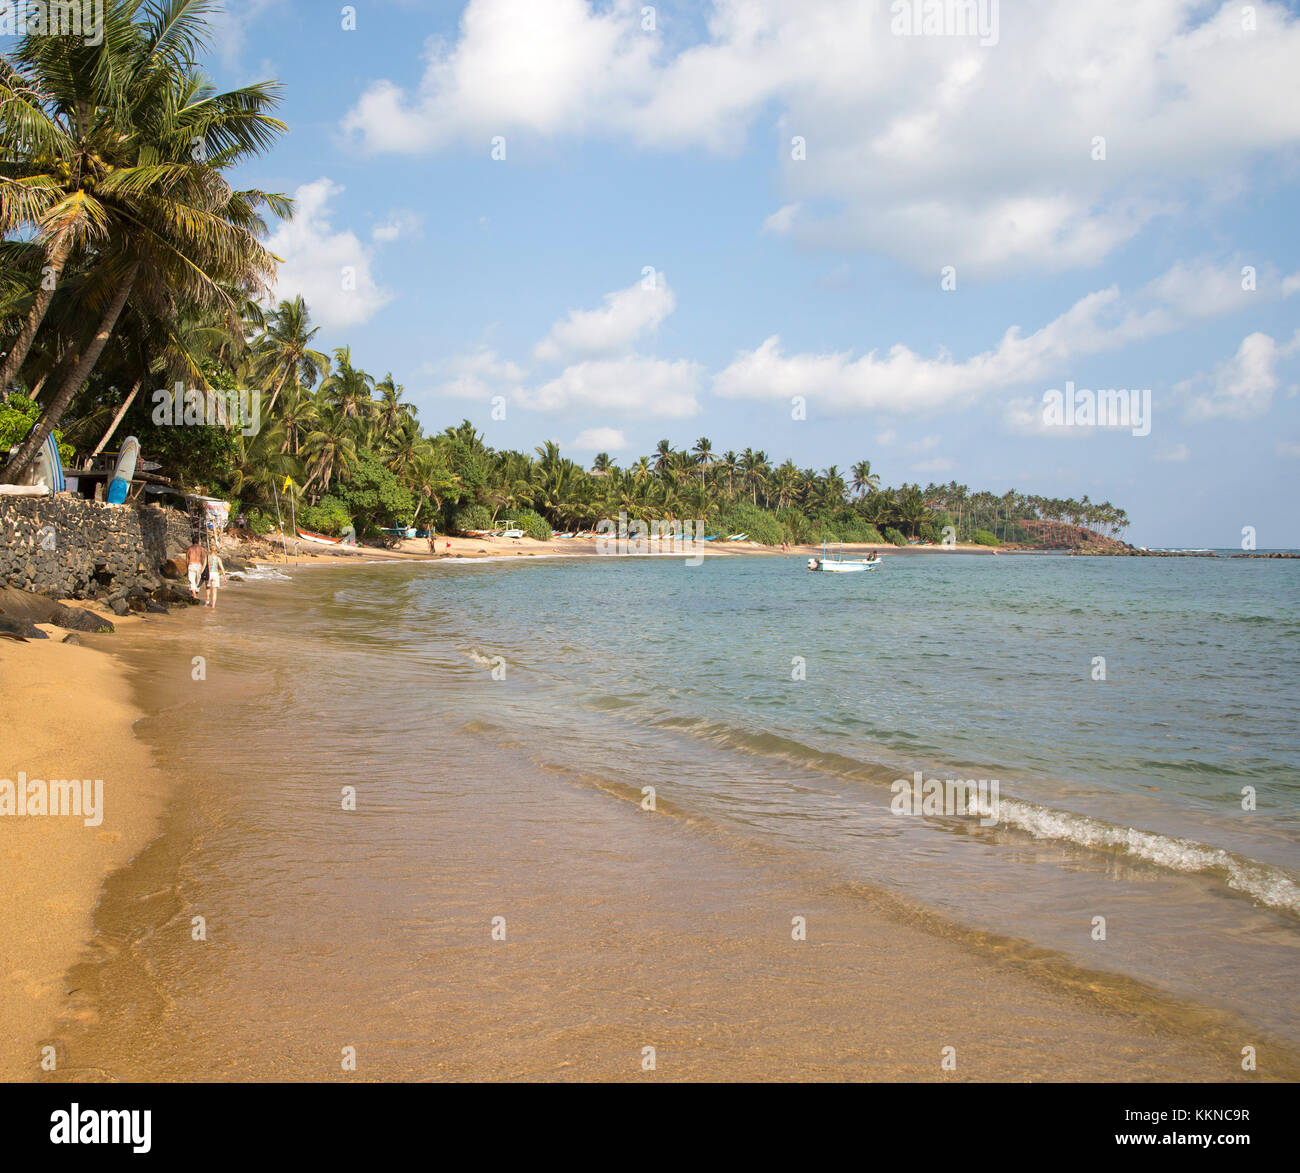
<box><xmin>993</xmin><ymin>797</ymin><xmax>1300</xmax><ymax>914</ymax></box>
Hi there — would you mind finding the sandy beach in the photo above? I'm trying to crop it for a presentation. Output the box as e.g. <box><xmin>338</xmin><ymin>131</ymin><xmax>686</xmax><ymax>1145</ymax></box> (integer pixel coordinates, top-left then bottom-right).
<box><xmin>0</xmin><ymin>617</ymin><xmax>171</xmax><ymax>1081</ymax></box>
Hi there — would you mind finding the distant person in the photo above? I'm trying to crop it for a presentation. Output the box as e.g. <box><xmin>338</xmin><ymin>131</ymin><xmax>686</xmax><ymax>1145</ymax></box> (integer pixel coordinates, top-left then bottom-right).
<box><xmin>186</xmin><ymin>537</ymin><xmax>205</xmax><ymax>598</ymax></box>
<box><xmin>205</xmin><ymin>550</ymin><xmax>225</xmax><ymax>609</ymax></box>
<box><xmin>428</xmin><ymin>531</ymin><xmax>436</xmax><ymax>554</ymax></box>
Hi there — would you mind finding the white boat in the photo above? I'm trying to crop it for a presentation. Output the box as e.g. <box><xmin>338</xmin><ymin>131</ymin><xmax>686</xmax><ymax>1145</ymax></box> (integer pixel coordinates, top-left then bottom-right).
<box><xmin>807</xmin><ymin>541</ymin><xmax>879</xmax><ymax>573</ymax></box>
<box><xmin>808</xmin><ymin>557</ymin><xmax>865</xmax><ymax>572</ymax></box>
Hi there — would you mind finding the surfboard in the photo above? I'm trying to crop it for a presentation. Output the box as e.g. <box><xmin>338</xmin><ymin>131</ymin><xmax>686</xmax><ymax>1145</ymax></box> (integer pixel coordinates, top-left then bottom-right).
<box><xmin>19</xmin><ymin>431</ymin><xmax>64</xmax><ymax>494</ymax></box>
<box><xmin>106</xmin><ymin>436</ymin><xmax>139</xmax><ymax>504</ymax></box>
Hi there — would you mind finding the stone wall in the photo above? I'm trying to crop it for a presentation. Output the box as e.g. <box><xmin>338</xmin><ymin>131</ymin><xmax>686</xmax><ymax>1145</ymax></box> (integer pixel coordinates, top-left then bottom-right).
<box><xmin>0</xmin><ymin>495</ymin><xmax>193</xmax><ymax>600</ymax></box>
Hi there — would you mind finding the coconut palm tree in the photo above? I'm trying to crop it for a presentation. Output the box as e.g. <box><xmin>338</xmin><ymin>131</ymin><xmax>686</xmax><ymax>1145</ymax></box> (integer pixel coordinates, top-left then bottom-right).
<box><xmin>253</xmin><ymin>295</ymin><xmax>328</xmax><ymax>414</ymax></box>
<box><xmin>851</xmin><ymin>459</ymin><xmax>880</xmax><ymax>499</ymax></box>
<box><xmin>1</xmin><ymin>1</ymin><xmax>291</xmax><ymax>482</ymax></box>
<box><xmin>318</xmin><ymin>345</ymin><xmax>373</xmax><ymax>424</ymax></box>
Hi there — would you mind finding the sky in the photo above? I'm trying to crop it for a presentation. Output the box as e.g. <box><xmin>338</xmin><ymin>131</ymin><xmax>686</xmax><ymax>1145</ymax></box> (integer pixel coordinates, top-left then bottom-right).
<box><xmin>202</xmin><ymin>0</ymin><xmax>1300</xmax><ymax>547</ymax></box>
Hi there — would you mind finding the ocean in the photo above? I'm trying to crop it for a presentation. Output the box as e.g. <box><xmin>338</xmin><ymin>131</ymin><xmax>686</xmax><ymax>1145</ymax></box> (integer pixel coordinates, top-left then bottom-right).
<box><xmin>48</xmin><ymin>551</ymin><xmax>1300</xmax><ymax>1080</ymax></box>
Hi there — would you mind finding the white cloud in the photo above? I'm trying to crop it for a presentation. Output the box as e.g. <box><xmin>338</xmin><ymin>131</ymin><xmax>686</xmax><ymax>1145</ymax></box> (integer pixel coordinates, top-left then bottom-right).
<box><xmin>1283</xmin><ymin>271</ymin><xmax>1300</xmax><ymax>297</ymax></box>
<box><xmin>426</xmin><ymin>348</ymin><xmax>527</xmax><ymax>400</ymax></box>
<box><xmin>372</xmin><ymin>210</ymin><xmax>423</xmax><ymax>243</ymax></box>
<box><xmin>341</xmin><ymin>0</ymin><xmax>1300</xmax><ymax>272</ymax></box>
<box><xmin>572</xmin><ymin>427</ymin><xmax>628</xmax><ymax>451</ymax></box>
<box><xmin>1277</xmin><ymin>441</ymin><xmax>1300</xmax><ymax>459</ymax></box>
<box><xmin>519</xmin><ymin>356</ymin><xmax>703</xmax><ymax>417</ymax></box>
<box><xmin>1183</xmin><ymin>332</ymin><xmax>1283</xmax><ymax>421</ymax></box>
<box><xmin>535</xmin><ymin>273</ymin><xmax>674</xmax><ymax>362</ymax></box>
<box><xmin>763</xmin><ymin>203</ymin><xmax>800</xmax><ymax>234</ymax></box>
<box><xmin>713</xmin><ymin>259</ymin><xmax>1285</xmax><ymax>416</ymax></box>
<box><xmin>1155</xmin><ymin>443</ymin><xmax>1190</xmax><ymax>462</ymax></box>
<box><xmin>267</xmin><ymin>179</ymin><xmax>393</xmax><ymax>328</ymax></box>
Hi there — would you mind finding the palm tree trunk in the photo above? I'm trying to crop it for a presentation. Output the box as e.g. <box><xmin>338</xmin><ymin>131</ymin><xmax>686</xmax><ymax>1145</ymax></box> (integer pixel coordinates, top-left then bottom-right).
<box><xmin>87</xmin><ymin>376</ymin><xmax>145</xmax><ymax>461</ymax></box>
<box><xmin>0</xmin><ymin>234</ymin><xmax>73</xmax><ymax>397</ymax></box>
<box><xmin>2</xmin><ymin>262</ymin><xmax>139</xmax><ymax>484</ymax></box>
<box><xmin>265</xmin><ymin>365</ymin><xmax>291</xmax><ymax>416</ymax></box>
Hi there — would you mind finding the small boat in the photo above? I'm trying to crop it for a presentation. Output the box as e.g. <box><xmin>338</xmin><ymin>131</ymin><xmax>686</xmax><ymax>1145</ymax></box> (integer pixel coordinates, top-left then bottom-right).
<box><xmin>807</xmin><ymin>557</ymin><xmax>864</xmax><ymax>573</ymax></box>
<box><xmin>380</xmin><ymin>526</ymin><xmax>417</xmax><ymax>539</ymax></box>
<box><xmin>296</xmin><ymin>527</ymin><xmax>342</xmax><ymax>545</ymax></box>
<box><xmin>807</xmin><ymin>541</ymin><xmax>878</xmax><ymax>573</ymax></box>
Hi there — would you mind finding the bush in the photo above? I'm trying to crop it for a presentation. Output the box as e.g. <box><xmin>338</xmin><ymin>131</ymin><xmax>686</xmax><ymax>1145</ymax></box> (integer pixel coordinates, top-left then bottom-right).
<box><xmin>707</xmin><ymin>502</ymin><xmax>783</xmax><ymax>546</ymax></box>
<box><xmin>512</xmin><ymin>507</ymin><xmax>552</xmax><ymax>541</ymax></box>
<box><xmin>244</xmin><ymin>508</ymin><xmax>275</xmax><ymax>537</ymax></box>
<box><xmin>884</xmin><ymin>527</ymin><xmax>907</xmax><ymax>547</ymax></box>
<box><xmin>297</xmin><ymin>495</ymin><xmax>352</xmax><ymax>536</ymax></box>
<box><xmin>453</xmin><ymin>504</ymin><xmax>493</xmax><ymax>533</ymax></box>
<box><xmin>333</xmin><ymin>449</ymin><xmax>415</xmax><ymax>533</ymax></box>
<box><xmin>972</xmin><ymin>529</ymin><xmax>1000</xmax><ymax>546</ymax></box>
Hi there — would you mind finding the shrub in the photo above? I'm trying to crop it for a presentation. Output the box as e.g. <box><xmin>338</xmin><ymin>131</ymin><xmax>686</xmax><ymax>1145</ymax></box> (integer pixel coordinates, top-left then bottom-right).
<box><xmin>333</xmin><ymin>449</ymin><xmax>415</xmax><ymax>533</ymax></box>
<box><xmin>972</xmin><ymin>529</ymin><xmax>1000</xmax><ymax>546</ymax></box>
<box><xmin>453</xmin><ymin>504</ymin><xmax>493</xmax><ymax>533</ymax></box>
<box><xmin>513</xmin><ymin>507</ymin><xmax>552</xmax><ymax>541</ymax></box>
<box><xmin>884</xmin><ymin>527</ymin><xmax>907</xmax><ymax>547</ymax></box>
<box><xmin>244</xmin><ymin>508</ymin><xmax>275</xmax><ymax>537</ymax></box>
<box><xmin>707</xmin><ymin>503</ymin><xmax>783</xmax><ymax>546</ymax></box>
<box><xmin>297</xmin><ymin>495</ymin><xmax>351</xmax><ymax>535</ymax></box>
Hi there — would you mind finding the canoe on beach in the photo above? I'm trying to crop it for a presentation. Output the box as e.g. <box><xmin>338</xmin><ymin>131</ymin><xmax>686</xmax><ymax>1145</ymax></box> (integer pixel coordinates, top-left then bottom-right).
<box><xmin>296</xmin><ymin>528</ymin><xmax>342</xmax><ymax>545</ymax></box>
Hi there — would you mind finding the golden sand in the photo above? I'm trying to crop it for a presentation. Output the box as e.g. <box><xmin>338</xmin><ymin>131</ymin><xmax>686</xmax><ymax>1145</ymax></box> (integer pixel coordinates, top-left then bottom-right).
<box><xmin>0</xmin><ymin>628</ymin><xmax>171</xmax><ymax>1080</ymax></box>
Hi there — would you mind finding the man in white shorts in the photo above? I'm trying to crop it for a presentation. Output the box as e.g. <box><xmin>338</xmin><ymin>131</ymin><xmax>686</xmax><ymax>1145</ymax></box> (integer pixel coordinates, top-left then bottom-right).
<box><xmin>186</xmin><ymin>537</ymin><xmax>205</xmax><ymax>598</ymax></box>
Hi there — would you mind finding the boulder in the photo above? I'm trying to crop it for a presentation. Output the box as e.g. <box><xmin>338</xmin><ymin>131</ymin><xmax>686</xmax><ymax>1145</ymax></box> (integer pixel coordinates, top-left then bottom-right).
<box><xmin>51</xmin><ymin>604</ymin><xmax>115</xmax><ymax>633</ymax></box>
<box><xmin>109</xmin><ymin>597</ymin><xmax>130</xmax><ymax>616</ymax></box>
<box><xmin>0</xmin><ymin>585</ymin><xmax>59</xmax><ymax>624</ymax></box>
<box><xmin>160</xmin><ymin>556</ymin><xmax>188</xmax><ymax>580</ymax></box>
<box><xmin>61</xmin><ymin>633</ymin><xmax>82</xmax><ymax>645</ymax></box>
<box><xmin>0</xmin><ymin>615</ymin><xmax>48</xmax><ymax>640</ymax></box>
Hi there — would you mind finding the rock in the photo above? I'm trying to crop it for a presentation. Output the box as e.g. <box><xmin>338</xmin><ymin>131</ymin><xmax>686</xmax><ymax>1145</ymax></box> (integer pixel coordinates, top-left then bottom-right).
<box><xmin>0</xmin><ymin>585</ymin><xmax>59</xmax><ymax>624</ymax></box>
<box><xmin>0</xmin><ymin>615</ymin><xmax>48</xmax><ymax>639</ymax></box>
<box><xmin>160</xmin><ymin>556</ymin><xmax>187</xmax><ymax>579</ymax></box>
<box><xmin>223</xmin><ymin>556</ymin><xmax>249</xmax><ymax>571</ymax></box>
<box><xmin>50</xmin><ymin>604</ymin><xmax>115</xmax><ymax>633</ymax></box>
<box><xmin>145</xmin><ymin>600</ymin><xmax>168</xmax><ymax>614</ymax></box>
<box><xmin>61</xmin><ymin>633</ymin><xmax>82</xmax><ymax>645</ymax></box>
<box><xmin>109</xmin><ymin>597</ymin><xmax>130</xmax><ymax>616</ymax></box>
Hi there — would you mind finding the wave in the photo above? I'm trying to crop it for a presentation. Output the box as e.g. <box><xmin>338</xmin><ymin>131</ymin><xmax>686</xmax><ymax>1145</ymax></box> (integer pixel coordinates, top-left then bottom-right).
<box><xmin>993</xmin><ymin>798</ymin><xmax>1300</xmax><ymax>914</ymax></box>
<box><xmin>644</xmin><ymin>711</ymin><xmax>1300</xmax><ymax>916</ymax></box>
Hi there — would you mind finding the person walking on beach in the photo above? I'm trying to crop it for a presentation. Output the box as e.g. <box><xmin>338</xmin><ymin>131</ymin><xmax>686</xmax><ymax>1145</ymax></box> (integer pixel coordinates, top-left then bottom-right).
<box><xmin>205</xmin><ymin>549</ymin><xmax>226</xmax><ymax>608</ymax></box>
<box><xmin>186</xmin><ymin>537</ymin><xmax>205</xmax><ymax>598</ymax></box>
<box><xmin>427</xmin><ymin>531</ymin><xmax>436</xmax><ymax>554</ymax></box>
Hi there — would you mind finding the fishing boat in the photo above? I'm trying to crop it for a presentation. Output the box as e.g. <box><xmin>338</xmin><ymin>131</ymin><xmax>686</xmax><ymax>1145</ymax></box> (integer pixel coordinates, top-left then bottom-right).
<box><xmin>807</xmin><ymin>541</ymin><xmax>878</xmax><ymax>573</ymax></box>
<box><xmin>296</xmin><ymin>527</ymin><xmax>342</xmax><ymax>545</ymax></box>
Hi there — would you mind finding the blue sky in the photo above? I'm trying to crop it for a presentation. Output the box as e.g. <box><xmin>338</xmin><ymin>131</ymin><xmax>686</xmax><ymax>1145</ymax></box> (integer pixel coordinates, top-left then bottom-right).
<box><xmin>206</xmin><ymin>0</ymin><xmax>1300</xmax><ymax>546</ymax></box>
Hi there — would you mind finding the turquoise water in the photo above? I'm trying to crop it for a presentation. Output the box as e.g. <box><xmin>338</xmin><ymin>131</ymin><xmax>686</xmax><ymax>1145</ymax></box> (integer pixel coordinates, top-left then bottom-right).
<box><xmin>240</xmin><ymin>551</ymin><xmax>1300</xmax><ymax>1047</ymax></box>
